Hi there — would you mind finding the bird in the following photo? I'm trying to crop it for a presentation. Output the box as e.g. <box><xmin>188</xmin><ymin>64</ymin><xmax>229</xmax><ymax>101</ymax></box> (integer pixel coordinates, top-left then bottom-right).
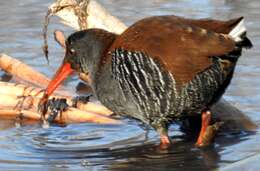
<box><xmin>39</xmin><ymin>15</ymin><xmax>252</xmax><ymax>148</ymax></box>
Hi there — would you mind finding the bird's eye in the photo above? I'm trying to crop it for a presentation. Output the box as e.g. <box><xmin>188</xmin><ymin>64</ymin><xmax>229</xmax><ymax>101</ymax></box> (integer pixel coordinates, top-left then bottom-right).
<box><xmin>70</xmin><ymin>48</ymin><xmax>76</xmax><ymax>54</ymax></box>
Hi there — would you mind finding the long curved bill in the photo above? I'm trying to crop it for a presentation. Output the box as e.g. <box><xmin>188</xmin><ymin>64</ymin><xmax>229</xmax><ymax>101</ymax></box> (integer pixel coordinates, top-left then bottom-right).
<box><xmin>45</xmin><ymin>62</ymin><xmax>74</xmax><ymax>97</ymax></box>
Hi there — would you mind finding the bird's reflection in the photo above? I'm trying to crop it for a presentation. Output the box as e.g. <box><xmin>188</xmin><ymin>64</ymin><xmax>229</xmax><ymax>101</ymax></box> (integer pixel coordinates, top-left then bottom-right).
<box><xmin>95</xmin><ymin>117</ymin><xmax>255</xmax><ymax>171</ymax></box>
<box><xmin>104</xmin><ymin>132</ymin><xmax>252</xmax><ymax>171</ymax></box>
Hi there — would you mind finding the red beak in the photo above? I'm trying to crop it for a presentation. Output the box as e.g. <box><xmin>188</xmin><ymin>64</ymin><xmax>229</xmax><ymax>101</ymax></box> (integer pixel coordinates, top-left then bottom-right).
<box><xmin>45</xmin><ymin>62</ymin><xmax>74</xmax><ymax>96</ymax></box>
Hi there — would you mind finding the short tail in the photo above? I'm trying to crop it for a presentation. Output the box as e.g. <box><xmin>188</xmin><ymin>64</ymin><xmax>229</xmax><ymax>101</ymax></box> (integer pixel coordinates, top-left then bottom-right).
<box><xmin>229</xmin><ymin>18</ymin><xmax>246</xmax><ymax>42</ymax></box>
<box><xmin>229</xmin><ymin>17</ymin><xmax>253</xmax><ymax>49</ymax></box>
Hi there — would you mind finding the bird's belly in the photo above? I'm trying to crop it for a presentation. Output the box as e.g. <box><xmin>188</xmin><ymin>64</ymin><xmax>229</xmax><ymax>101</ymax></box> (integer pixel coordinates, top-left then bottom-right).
<box><xmin>98</xmin><ymin>87</ymin><xmax>147</xmax><ymax>122</ymax></box>
<box><xmin>178</xmin><ymin>60</ymin><xmax>227</xmax><ymax>116</ymax></box>
<box><xmin>95</xmin><ymin>73</ymin><xmax>145</xmax><ymax>121</ymax></box>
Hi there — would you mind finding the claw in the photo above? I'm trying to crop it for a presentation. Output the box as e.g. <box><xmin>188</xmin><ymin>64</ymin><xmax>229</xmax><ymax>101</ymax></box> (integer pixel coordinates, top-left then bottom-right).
<box><xmin>37</xmin><ymin>92</ymin><xmax>49</xmax><ymax>124</ymax></box>
<box><xmin>38</xmin><ymin>96</ymin><xmax>69</xmax><ymax>127</ymax></box>
<box><xmin>196</xmin><ymin>110</ymin><xmax>212</xmax><ymax>147</ymax></box>
<box><xmin>46</xmin><ymin>98</ymin><xmax>69</xmax><ymax>123</ymax></box>
<box><xmin>72</xmin><ymin>95</ymin><xmax>92</xmax><ymax>107</ymax></box>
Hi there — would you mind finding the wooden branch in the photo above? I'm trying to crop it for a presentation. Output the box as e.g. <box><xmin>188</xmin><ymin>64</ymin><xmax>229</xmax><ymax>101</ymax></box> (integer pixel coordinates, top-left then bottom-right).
<box><xmin>0</xmin><ymin>109</ymin><xmax>40</xmax><ymax>120</ymax></box>
<box><xmin>212</xmin><ymin>99</ymin><xmax>257</xmax><ymax>131</ymax></box>
<box><xmin>0</xmin><ymin>94</ymin><xmax>118</xmax><ymax>124</ymax></box>
<box><xmin>0</xmin><ymin>53</ymin><xmax>72</xmax><ymax>95</ymax></box>
<box><xmin>55</xmin><ymin>108</ymin><xmax>117</xmax><ymax>124</ymax></box>
<box><xmin>0</xmin><ymin>109</ymin><xmax>119</xmax><ymax>124</ymax></box>
<box><xmin>0</xmin><ymin>53</ymin><xmax>50</xmax><ymax>87</ymax></box>
<box><xmin>0</xmin><ymin>81</ymin><xmax>68</xmax><ymax>98</ymax></box>
<box><xmin>0</xmin><ymin>81</ymin><xmax>113</xmax><ymax>116</ymax></box>
<box><xmin>49</xmin><ymin>0</ymin><xmax>127</xmax><ymax>34</ymax></box>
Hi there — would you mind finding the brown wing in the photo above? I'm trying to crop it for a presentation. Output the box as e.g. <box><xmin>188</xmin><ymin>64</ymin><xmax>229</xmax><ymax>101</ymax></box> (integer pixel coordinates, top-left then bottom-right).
<box><xmin>167</xmin><ymin>15</ymin><xmax>244</xmax><ymax>34</ymax></box>
<box><xmin>109</xmin><ymin>15</ymin><xmax>236</xmax><ymax>88</ymax></box>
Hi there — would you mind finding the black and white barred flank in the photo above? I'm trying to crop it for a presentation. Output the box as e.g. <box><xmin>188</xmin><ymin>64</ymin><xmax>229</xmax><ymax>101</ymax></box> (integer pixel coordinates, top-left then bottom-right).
<box><xmin>111</xmin><ymin>48</ymin><xmax>177</xmax><ymax>125</ymax></box>
<box><xmin>111</xmin><ymin>48</ymin><xmax>225</xmax><ymax>127</ymax></box>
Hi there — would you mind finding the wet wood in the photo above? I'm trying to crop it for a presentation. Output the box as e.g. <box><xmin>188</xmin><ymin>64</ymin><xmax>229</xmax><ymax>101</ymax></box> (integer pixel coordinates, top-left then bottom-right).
<box><xmin>212</xmin><ymin>99</ymin><xmax>257</xmax><ymax>131</ymax></box>
<box><xmin>0</xmin><ymin>81</ymin><xmax>113</xmax><ymax>116</ymax></box>
<box><xmin>54</xmin><ymin>30</ymin><xmax>66</xmax><ymax>48</ymax></box>
<box><xmin>0</xmin><ymin>108</ymin><xmax>119</xmax><ymax>124</ymax></box>
<box><xmin>49</xmin><ymin>0</ymin><xmax>127</xmax><ymax>33</ymax></box>
<box><xmin>0</xmin><ymin>53</ymin><xmax>72</xmax><ymax>95</ymax></box>
<box><xmin>0</xmin><ymin>94</ymin><xmax>119</xmax><ymax>124</ymax></box>
<box><xmin>0</xmin><ymin>81</ymin><xmax>68</xmax><ymax>99</ymax></box>
<box><xmin>0</xmin><ymin>54</ymin><xmax>50</xmax><ymax>87</ymax></box>
<box><xmin>0</xmin><ymin>109</ymin><xmax>40</xmax><ymax>120</ymax></box>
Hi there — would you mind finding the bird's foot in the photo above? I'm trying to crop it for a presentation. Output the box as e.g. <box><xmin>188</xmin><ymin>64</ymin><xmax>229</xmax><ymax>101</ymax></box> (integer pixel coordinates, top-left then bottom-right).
<box><xmin>38</xmin><ymin>97</ymin><xmax>69</xmax><ymax>128</ymax></box>
<box><xmin>197</xmin><ymin>121</ymin><xmax>224</xmax><ymax>147</ymax></box>
<box><xmin>46</xmin><ymin>98</ymin><xmax>69</xmax><ymax>123</ymax></box>
<box><xmin>37</xmin><ymin>93</ymin><xmax>49</xmax><ymax>128</ymax></box>
<box><xmin>155</xmin><ymin>126</ymin><xmax>171</xmax><ymax>150</ymax></box>
<box><xmin>72</xmin><ymin>95</ymin><xmax>92</xmax><ymax>107</ymax></box>
<box><xmin>195</xmin><ymin>110</ymin><xmax>223</xmax><ymax>147</ymax></box>
<box><xmin>159</xmin><ymin>134</ymin><xmax>171</xmax><ymax>150</ymax></box>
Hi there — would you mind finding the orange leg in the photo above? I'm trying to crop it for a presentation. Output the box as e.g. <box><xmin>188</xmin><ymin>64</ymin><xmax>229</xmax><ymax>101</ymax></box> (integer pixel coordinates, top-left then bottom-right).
<box><xmin>159</xmin><ymin>135</ymin><xmax>171</xmax><ymax>149</ymax></box>
<box><xmin>161</xmin><ymin>134</ymin><xmax>171</xmax><ymax>144</ymax></box>
<box><xmin>196</xmin><ymin>110</ymin><xmax>211</xmax><ymax>147</ymax></box>
<box><xmin>158</xmin><ymin>127</ymin><xmax>171</xmax><ymax>149</ymax></box>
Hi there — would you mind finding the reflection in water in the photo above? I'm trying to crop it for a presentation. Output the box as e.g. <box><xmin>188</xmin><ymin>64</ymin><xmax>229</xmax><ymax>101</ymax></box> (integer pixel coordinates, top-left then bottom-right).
<box><xmin>0</xmin><ymin>0</ymin><xmax>259</xmax><ymax>170</ymax></box>
<box><xmin>107</xmin><ymin>142</ymin><xmax>220</xmax><ymax>171</ymax></box>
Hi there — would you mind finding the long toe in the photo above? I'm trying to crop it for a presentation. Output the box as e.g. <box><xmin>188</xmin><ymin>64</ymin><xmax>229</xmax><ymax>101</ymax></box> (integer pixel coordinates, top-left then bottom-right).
<box><xmin>46</xmin><ymin>98</ymin><xmax>69</xmax><ymax>123</ymax></box>
<box><xmin>196</xmin><ymin>110</ymin><xmax>212</xmax><ymax>147</ymax></box>
<box><xmin>72</xmin><ymin>95</ymin><xmax>92</xmax><ymax>107</ymax></box>
<box><xmin>159</xmin><ymin>135</ymin><xmax>172</xmax><ymax>150</ymax></box>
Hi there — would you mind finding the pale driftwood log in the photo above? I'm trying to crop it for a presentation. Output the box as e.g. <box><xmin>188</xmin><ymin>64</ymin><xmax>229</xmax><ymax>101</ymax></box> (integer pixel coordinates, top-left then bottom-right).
<box><xmin>0</xmin><ymin>109</ymin><xmax>119</xmax><ymax>124</ymax></box>
<box><xmin>0</xmin><ymin>81</ymin><xmax>112</xmax><ymax>116</ymax></box>
<box><xmin>212</xmin><ymin>100</ymin><xmax>257</xmax><ymax>131</ymax></box>
<box><xmin>0</xmin><ymin>109</ymin><xmax>41</xmax><ymax>120</ymax></box>
<box><xmin>49</xmin><ymin>0</ymin><xmax>127</xmax><ymax>33</ymax></box>
<box><xmin>0</xmin><ymin>54</ymin><xmax>50</xmax><ymax>87</ymax></box>
<box><xmin>0</xmin><ymin>53</ymin><xmax>72</xmax><ymax>96</ymax></box>
<box><xmin>48</xmin><ymin>0</ymin><xmax>257</xmax><ymax>131</ymax></box>
<box><xmin>0</xmin><ymin>94</ymin><xmax>119</xmax><ymax>124</ymax></box>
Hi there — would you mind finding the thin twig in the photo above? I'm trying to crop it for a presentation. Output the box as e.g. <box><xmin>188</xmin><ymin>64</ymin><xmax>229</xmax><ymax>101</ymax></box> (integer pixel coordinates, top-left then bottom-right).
<box><xmin>42</xmin><ymin>0</ymin><xmax>90</xmax><ymax>64</ymax></box>
<box><xmin>42</xmin><ymin>9</ymin><xmax>52</xmax><ymax>64</ymax></box>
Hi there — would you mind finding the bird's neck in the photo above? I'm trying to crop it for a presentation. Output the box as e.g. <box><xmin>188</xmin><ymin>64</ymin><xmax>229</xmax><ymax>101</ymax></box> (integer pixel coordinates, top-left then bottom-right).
<box><xmin>85</xmin><ymin>30</ymin><xmax>118</xmax><ymax>81</ymax></box>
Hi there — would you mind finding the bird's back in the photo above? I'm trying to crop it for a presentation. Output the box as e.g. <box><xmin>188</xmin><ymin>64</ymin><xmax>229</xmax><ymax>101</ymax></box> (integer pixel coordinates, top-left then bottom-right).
<box><xmin>109</xmin><ymin>15</ymin><xmax>238</xmax><ymax>88</ymax></box>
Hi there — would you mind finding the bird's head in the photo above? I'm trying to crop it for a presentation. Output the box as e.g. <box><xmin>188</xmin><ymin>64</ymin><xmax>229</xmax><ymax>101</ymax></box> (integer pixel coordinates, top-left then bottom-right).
<box><xmin>43</xmin><ymin>29</ymin><xmax>117</xmax><ymax>98</ymax></box>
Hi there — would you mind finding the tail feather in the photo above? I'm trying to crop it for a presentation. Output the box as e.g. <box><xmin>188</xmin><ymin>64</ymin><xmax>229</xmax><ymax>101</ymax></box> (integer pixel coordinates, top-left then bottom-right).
<box><xmin>229</xmin><ymin>18</ymin><xmax>246</xmax><ymax>42</ymax></box>
<box><xmin>228</xmin><ymin>17</ymin><xmax>253</xmax><ymax>49</ymax></box>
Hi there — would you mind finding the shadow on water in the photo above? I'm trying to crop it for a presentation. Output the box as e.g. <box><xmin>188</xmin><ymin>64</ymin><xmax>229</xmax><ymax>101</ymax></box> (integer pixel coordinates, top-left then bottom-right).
<box><xmin>0</xmin><ymin>0</ymin><xmax>259</xmax><ymax>170</ymax></box>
